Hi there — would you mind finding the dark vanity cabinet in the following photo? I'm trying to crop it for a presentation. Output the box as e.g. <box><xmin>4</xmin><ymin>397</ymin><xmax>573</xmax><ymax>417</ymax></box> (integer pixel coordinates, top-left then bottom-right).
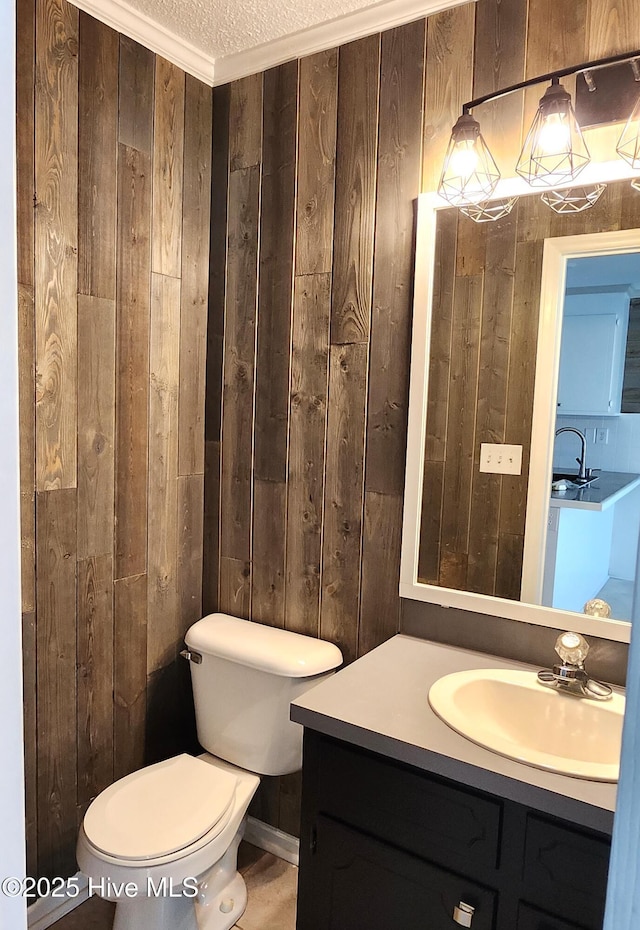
<box><xmin>296</xmin><ymin>732</ymin><xmax>611</xmax><ymax>930</ymax></box>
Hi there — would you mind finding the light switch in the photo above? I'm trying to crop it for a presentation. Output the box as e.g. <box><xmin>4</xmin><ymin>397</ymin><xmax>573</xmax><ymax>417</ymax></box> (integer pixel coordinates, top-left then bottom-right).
<box><xmin>479</xmin><ymin>443</ymin><xmax>523</xmax><ymax>475</ymax></box>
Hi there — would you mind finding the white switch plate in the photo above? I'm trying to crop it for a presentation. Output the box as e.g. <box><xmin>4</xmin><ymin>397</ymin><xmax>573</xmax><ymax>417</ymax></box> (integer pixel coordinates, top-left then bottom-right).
<box><xmin>479</xmin><ymin>443</ymin><xmax>523</xmax><ymax>475</ymax></box>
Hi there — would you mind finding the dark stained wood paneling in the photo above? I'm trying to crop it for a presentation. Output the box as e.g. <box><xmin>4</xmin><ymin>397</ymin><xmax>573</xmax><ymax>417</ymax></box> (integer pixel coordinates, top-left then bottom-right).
<box><xmin>203</xmin><ymin>440</ymin><xmax>220</xmax><ymax>615</ymax></box>
<box><xmin>472</xmin><ymin>0</ymin><xmax>527</xmax><ymax>170</ymax></box>
<box><xmin>22</xmin><ymin>610</ymin><xmax>37</xmax><ymax>878</ymax></box>
<box><xmin>285</xmin><ymin>274</ymin><xmax>332</xmax><ymax>638</ymax></box>
<box><xmin>498</xmin><ymin>237</ymin><xmax>543</xmax><ymax>538</ymax></box>
<box><xmin>417</xmin><ymin>459</ymin><xmax>445</xmax><ymax>584</ymax></box>
<box><xmin>152</xmin><ymin>57</ymin><xmax>185</xmax><ymax>277</ymax></box>
<box><xmin>18</xmin><ymin>285</ymin><xmax>36</xmax><ymax>614</ymax></box>
<box><xmin>467</xmin><ymin>213</ymin><xmax>517</xmax><ymax>595</ymax></box>
<box><xmin>178</xmin><ymin>474</ymin><xmax>204</xmax><ymax>632</ymax></box>
<box><xmin>220</xmin><ymin>166</ymin><xmax>260</xmax><ymax>564</ymax></box>
<box><xmin>35</xmin><ymin>0</ymin><xmax>78</xmax><ymax>492</ymax></box>
<box><xmin>358</xmin><ymin>491</ymin><xmax>403</xmax><ymax>655</ymax></box>
<box><xmin>425</xmin><ymin>207</ymin><xmax>457</xmax><ymax>462</ymax></box>
<box><xmin>366</xmin><ymin>20</ymin><xmax>425</xmax><ymax>497</ymax></box>
<box><xmin>179</xmin><ymin>76</ymin><xmax>212</xmax><ymax>477</ymax></box>
<box><xmin>439</xmin><ymin>273</ymin><xmax>483</xmax><ymax>582</ymax></box>
<box><xmin>114</xmin><ymin>572</ymin><xmax>147</xmax><ymax>780</ymax></box>
<box><xmin>16</xmin><ymin>0</ymin><xmax>35</xmax><ymax>289</ymax></box>
<box><xmin>254</xmin><ymin>60</ymin><xmax>298</xmax><ymax>484</ymax></box>
<box><xmin>331</xmin><ymin>35</ymin><xmax>380</xmax><ymax>345</ymax></box>
<box><xmin>587</xmin><ymin>0</ymin><xmax>640</xmax><ymax>58</ymax></box>
<box><xmin>229</xmin><ymin>73</ymin><xmax>263</xmax><ymax>171</ymax></box>
<box><xmin>320</xmin><ymin>343</ymin><xmax>369</xmax><ymax>663</ymax></box>
<box><xmin>77</xmin><ymin>13</ymin><xmax>117</xmax><ymax>299</ymax></box>
<box><xmin>295</xmin><ymin>50</ymin><xmax>338</xmax><ymax>276</ymax></box>
<box><xmin>117</xmin><ymin>35</ymin><xmax>154</xmax><ymax>152</ymax></box>
<box><xmin>147</xmin><ymin>272</ymin><xmax>180</xmax><ymax>674</ymax></box>
<box><xmin>252</xmin><ymin>479</ymin><xmax>286</xmax><ymax>627</ymax></box>
<box><xmin>219</xmin><ymin>557</ymin><xmax>251</xmax><ymax>618</ymax></box>
<box><xmin>77</xmin><ymin>554</ymin><xmax>114</xmax><ymax>804</ymax></box>
<box><xmin>36</xmin><ymin>487</ymin><xmax>77</xmax><ymax>879</ymax></box>
<box><xmin>205</xmin><ymin>84</ymin><xmax>230</xmax><ymax>446</ymax></box>
<box><xmin>77</xmin><ymin>295</ymin><xmax>115</xmax><ymax>559</ymax></box>
<box><xmin>114</xmin><ymin>143</ymin><xmax>151</xmax><ymax>579</ymax></box>
<box><xmin>422</xmin><ymin>3</ymin><xmax>476</xmax><ymax>192</ymax></box>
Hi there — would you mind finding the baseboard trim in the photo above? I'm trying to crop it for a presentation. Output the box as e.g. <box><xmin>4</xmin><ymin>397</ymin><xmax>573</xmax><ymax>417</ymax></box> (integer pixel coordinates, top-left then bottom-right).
<box><xmin>245</xmin><ymin>816</ymin><xmax>300</xmax><ymax>867</ymax></box>
<box><xmin>27</xmin><ymin>874</ymin><xmax>90</xmax><ymax>930</ymax></box>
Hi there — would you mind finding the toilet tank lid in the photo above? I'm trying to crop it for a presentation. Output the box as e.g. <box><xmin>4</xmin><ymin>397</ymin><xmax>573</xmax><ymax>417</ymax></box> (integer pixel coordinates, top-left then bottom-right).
<box><xmin>185</xmin><ymin>614</ymin><xmax>343</xmax><ymax>677</ymax></box>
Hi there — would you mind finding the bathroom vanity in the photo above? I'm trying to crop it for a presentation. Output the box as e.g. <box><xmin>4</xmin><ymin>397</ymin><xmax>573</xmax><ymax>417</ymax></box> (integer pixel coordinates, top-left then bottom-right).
<box><xmin>291</xmin><ymin>637</ymin><xmax>618</xmax><ymax>930</ymax></box>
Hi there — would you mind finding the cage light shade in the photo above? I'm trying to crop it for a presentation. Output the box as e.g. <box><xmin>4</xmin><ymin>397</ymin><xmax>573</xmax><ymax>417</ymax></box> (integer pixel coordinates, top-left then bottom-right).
<box><xmin>460</xmin><ymin>196</ymin><xmax>518</xmax><ymax>223</ymax></box>
<box><xmin>617</xmin><ymin>93</ymin><xmax>640</xmax><ymax>168</ymax></box>
<box><xmin>438</xmin><ymin>113</ymin><xmax>500</xmax><ymax>206</ymax></box>
<box><xmin>516</xmin><ymin>81</ymin><xmax>590</xmax><ymax>187</ymax></box>
<box><xmin>540</xmin><ymin>183</ymin><xmax>606</xmax><ymax>214</ymax></box>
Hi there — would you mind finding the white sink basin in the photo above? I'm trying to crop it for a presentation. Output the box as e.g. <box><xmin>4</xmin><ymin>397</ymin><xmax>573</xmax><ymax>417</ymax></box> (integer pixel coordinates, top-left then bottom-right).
<box><xmin>428</xmin><ymin>668</ymin><xmax>625</xmax><ymax>782</ymax></box>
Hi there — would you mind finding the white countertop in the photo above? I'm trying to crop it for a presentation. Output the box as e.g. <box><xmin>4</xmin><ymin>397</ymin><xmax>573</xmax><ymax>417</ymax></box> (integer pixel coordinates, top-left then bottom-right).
<box><xmin>291</xmin><ymin>635</ymin><xmax>618</xmax><ymax>834</ymax></box>
<box><xmin>551</xmin><ymin>470</ymin><xmax>640</xmax><ymax>511</ymax></box>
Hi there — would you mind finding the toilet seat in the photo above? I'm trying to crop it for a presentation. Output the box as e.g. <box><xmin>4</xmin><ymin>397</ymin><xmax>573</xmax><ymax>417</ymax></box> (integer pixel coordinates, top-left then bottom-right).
<box><xmin>84</xmin><ymin>754</ymin><xmax>238</xmax><ymax>861</ymax></box>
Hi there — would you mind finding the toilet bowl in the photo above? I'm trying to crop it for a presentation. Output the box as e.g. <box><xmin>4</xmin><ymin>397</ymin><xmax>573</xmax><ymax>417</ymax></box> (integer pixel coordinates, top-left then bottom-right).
<box><xmin>77</xmin><ymin>614</ymin><xmax>342</xmax><ymax>930</ymax></box>
<box><xmin>77</xmin><ymin>754</ymin><xmax>259</xmax><ymax>930</ymax></box>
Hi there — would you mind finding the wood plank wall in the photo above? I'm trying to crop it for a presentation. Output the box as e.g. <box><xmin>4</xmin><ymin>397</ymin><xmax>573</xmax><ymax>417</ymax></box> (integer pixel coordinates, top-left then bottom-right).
<box><xmin>16</xmin><ymin>0</ymin><xmax>212</xmax><ymax>879</ymax></box>
<box><xmin>205</xmin><ymin>0</ymin><xmax>640</xmax><ymax>834</ymax></box>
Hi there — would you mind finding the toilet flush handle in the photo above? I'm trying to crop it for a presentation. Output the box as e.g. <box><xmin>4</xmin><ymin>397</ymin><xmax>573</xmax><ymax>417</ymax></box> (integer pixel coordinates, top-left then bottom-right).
<box><xmin>180</xmin><ymin>649</ymin><xmax>202</xmax><ymax>664</ymax></box>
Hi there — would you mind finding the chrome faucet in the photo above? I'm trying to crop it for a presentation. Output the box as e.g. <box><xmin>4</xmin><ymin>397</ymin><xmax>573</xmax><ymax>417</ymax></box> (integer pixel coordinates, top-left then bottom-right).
<box><xmin>555</xmin><ymin>427</ymin><xmax>588</xmax><ymax>481</ymax></box>
<box><xmin>537</xmin><ymin>632</ymin><xmax>612</xmax><ymax>700</ymax></box>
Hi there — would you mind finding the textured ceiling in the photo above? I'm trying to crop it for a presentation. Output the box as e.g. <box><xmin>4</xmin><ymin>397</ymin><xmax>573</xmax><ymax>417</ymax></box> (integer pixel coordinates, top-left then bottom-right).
<box><xmin>128</xmin><ymin>0</ymin><xmax>384</xmax><ymax>59</ymax></box>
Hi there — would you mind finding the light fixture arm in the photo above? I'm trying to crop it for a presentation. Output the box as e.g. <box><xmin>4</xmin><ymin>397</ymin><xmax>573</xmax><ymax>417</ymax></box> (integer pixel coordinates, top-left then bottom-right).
<box><xmin>460</xmin><ymin>48</ymin><xmax>640</xmax><ymax>116</ymax></box>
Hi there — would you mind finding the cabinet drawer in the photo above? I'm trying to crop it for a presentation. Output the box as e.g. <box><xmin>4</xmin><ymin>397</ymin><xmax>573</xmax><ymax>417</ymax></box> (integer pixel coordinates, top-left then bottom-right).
<box><xmin>523</xmin><ymin>815</ymin><xmax>609</xmax><ymax>930</ymax></box>
<box><xmin>315</xmin><ymin>736</ymin><xmax>502</xmax><ymax>874</ymax></box>
<box><xmin>518</xmin><ymin>903</ymin><xmax>593</xmax><ymax>930</ymax></box>
<box><xmin>310</xmin><ymin>815</ymin><xmax>497</xmax><ymax>930</ymax></box>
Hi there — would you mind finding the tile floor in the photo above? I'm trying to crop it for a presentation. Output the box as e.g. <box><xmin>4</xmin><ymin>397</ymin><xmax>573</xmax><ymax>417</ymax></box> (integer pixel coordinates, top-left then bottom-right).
<box><xmin>50</xmin><ymin>844</ymin><xmax>297</xmax><ymax>930</ymax></box>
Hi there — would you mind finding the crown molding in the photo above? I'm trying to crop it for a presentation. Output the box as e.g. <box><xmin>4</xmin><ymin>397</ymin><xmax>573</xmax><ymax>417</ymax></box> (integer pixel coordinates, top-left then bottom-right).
<box><xmin>68</xmin><ymin>0</ymin><xmax>216</xmax><ymax>85</ymax></box>
<box><xmin>69</xmin><ymin>0</ymin><xmax>472</xmax><ymax>87</ymax></box>
<box><xmin>213</xmin><ymin>0</ymin><xmax>473</xmax><ymax>85</ymax></box>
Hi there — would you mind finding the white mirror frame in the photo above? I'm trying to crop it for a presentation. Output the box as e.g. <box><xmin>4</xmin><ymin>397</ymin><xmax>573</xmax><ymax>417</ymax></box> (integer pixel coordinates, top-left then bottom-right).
<box><xmin>400</xmin><ymin>161</ymin><xmax>640</xmax><ymax>645</ymax></box>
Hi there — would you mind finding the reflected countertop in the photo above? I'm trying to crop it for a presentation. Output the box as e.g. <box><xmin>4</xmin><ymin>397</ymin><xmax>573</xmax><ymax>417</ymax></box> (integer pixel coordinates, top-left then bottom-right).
<box><xmin>550</xmin><ymin>470</ymin><xmax>640</xmax><ymax>511</ymax></box>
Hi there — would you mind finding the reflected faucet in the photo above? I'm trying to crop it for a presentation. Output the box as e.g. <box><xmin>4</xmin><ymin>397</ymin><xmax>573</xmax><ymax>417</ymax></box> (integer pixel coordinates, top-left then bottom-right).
<box><xmin>555</xmin><ymin>427</ymin><xmax>588</xmax><ymax>481</ymax></box>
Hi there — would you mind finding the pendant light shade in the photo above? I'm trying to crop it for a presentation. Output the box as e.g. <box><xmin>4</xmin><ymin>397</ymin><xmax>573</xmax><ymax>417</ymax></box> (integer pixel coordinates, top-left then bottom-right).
<box><xmin>460</xmin><ymin>196</ymin><xmax>518</xmax><ymax>223</ymax></box>
<box><xmin>516</xmin><ymin>80</ymin><xmax>590</xmax><ymax>187</ymax></box>
<box><xmin>540</xmin><ymin>183</ymin><xmax>606</xmax><ymax>214</ymax></box>
<box><xmin>437</xmin><ymin>113</ymin><xmax>500</xmax><ymax>206</ymax></box>
<box><xmin>617</xmin><ymin>93</ymin><xmax>640</xmax><ymax>168</ymax></box>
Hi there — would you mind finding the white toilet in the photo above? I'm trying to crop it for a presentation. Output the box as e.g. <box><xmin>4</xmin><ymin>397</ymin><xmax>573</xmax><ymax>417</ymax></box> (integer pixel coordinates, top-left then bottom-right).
<box><xmin>77</xmin><ymin>613</ymin><xmax>342</xmax><ymax>930</ymax></box>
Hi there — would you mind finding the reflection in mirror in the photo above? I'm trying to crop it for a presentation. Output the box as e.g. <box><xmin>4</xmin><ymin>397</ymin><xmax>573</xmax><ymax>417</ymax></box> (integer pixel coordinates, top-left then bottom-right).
<box><xmin>543</xmin><ymin>252</ymin><xmax>640</xmax><ymax>621</ymax></box>
<box><xmin>404</xmin><ymin>178</ymin><xmax>640</xmax><ymax>642</ymax></box>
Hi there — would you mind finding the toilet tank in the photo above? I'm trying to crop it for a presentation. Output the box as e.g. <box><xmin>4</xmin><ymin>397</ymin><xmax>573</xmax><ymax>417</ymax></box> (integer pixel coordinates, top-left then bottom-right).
<box><xmin>183</xmin><ymin>614</ymin><xmax>342</xmax><ymax>776</ymax></box>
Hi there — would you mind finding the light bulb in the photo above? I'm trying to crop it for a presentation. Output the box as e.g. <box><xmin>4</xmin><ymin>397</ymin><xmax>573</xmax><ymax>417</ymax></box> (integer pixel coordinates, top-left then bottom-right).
<box><xmin>537</xmin><ymin>113</ymin><xmax>570</xmax><ymax>156</ymax></box>
<box><xmin>448</xmin><ymin>142</ymin><xmax>479</xmax><ymax>182</ymax></box>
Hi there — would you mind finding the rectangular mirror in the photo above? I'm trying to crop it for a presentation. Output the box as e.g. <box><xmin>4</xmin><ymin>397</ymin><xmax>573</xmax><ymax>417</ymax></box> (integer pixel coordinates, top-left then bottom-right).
<box><xmin>401</xmin><ymin>174</ymin><xmax>640</xmax><ymax>644</ymax></box>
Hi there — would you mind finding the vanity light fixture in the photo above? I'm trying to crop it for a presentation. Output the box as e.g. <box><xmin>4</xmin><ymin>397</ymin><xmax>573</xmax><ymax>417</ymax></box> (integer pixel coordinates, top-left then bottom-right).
<box><xmin>516</xmin><ymin>79</ymin><xmax>590</xmax><ymax>187</ymax></box>
<box><xmin>459</xmin><ymin>195</ymin><xmax>518</xmax><ymax>223</ymax></box>
<box><xmin>438</xmin><ymin>48</ymin><xmax>640</xmax><ymax>220</ymax></box>
<box><xmin>540</xmin><ymin>183</ymin><xmax>607</xmax><ymax>214</ymax></box>
<box><xmin>437</xmin><ymin>113</ymin><xmax>500</xmax><ymax>206</ymax></box>
<box><xmin>617</xmin><ymin>92</ymin><xmax>640</xmax><ymax>168</ymax></box>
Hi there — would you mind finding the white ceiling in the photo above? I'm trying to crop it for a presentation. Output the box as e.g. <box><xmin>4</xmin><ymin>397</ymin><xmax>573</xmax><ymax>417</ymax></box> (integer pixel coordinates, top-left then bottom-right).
<box><xmin>70</xmin><ymin>0</ymin><xmax>470</xmax><ymax>85</ymax></box>
<box><xmin>126</xmin><ymin>0</ymin><xmax>386</xmax><ymax>60</ymax></box>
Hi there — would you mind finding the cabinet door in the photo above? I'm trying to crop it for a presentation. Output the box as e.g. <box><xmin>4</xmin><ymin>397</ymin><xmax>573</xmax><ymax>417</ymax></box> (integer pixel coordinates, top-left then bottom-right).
<box><xmin>517</xmin><ymin>902</ymin><xmax>593</xmax><ymax>930</ymax></box>
<box><xmin>302</xmin><ymin>815</ymin><xmax>496</xmax><ymax>930</ymax></box>
<box><xmin>557</xmin><ymin>313</ymin><xmax>620</xmax><ymax>415</ymax></box>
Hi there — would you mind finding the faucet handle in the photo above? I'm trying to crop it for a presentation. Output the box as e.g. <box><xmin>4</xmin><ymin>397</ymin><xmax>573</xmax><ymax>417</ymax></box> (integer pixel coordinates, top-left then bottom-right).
<box><xmin>555</xmin><ymin>631</ymin><xmax>589</xmax><ymax>667</ymax></box>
